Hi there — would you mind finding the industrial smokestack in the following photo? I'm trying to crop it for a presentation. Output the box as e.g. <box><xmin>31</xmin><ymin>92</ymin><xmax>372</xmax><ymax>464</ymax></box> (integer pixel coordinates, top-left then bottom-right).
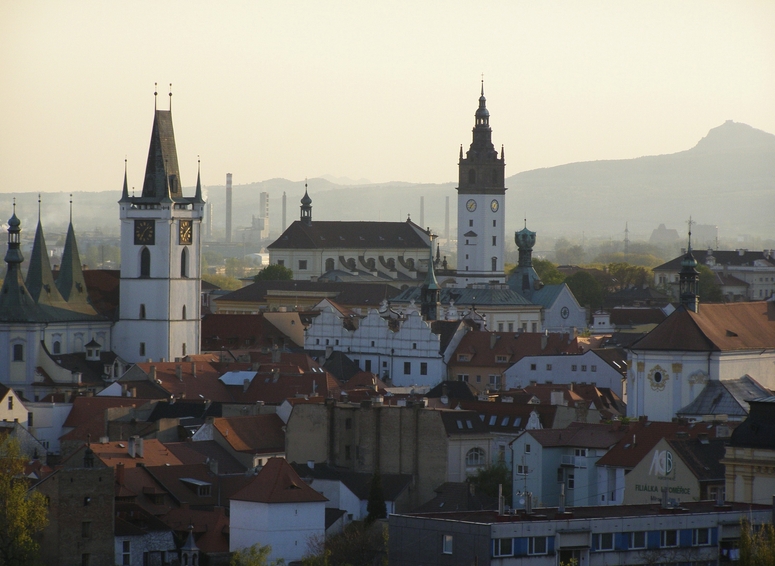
<box><xmin>282</xmin><ymin>191</ymin><xmax>287</xmax><ymax>232</ymax></box>
<box><xmin>225</xmin><ymin>173</ymin><xmax>233</xmax><ymax>243</ymax></box>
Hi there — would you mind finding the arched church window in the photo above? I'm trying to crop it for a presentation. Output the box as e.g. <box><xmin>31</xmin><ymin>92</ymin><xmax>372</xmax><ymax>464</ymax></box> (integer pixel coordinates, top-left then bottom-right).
<box><xmin>53</xmin><ymin>341</ymin><xmax>61</xmax><ymax>355</ymax></box>
<box><xmin>325</xmin><ymin>258</ymin><xmax>335</xmax><ymax>272</ymax></box>
<box><xmin>181</xmin><ymin>248</ymin><xmax>188</xmax><ymax>278</ymax></box>
<box><xmin>140</xmin><ymin>248</ymin><xmax>151</xmax><ymax>278</ymax></box>
<box><xmin>182</xmin><ymin>305</ymin><xmax>187</xmax><ymax>320</ymax></box>
<box><xmin>139</xmin><ymin>304</ymin><xmax>146</xmax><ymax>320</ymax></box>
<box><xmin>492</xmin><ymin>257</ymin><xmax>497</xmax><ymax>271</ymax></box>
<box><xmin>466</xmin><ymin>447</ymin><xmax>485</xmax><ymax>467</ymax></box>
<box><xmin>13</xmin><ymin>344</ymin><xmax>23</xmax><ymax>362</ymax></box>
<box><xmin>468</xmin><ymin>169</ymin><xmax>476</xmax><ymax>185</ymax></box>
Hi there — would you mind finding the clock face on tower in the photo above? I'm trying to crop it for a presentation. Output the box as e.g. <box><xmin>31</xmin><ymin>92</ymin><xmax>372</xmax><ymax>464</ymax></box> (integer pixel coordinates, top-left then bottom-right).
<box><xmin>561</xmin><ymin>306</ymin><xmax>570</xmax><ymax>319</ymax></box>
<box><xmin>490</xmin><ymin>199</ymin><xmax>499</xmax><ymax>212</ymax></box>
<box><xmin>134</xmin><ymin>220</ymin><xmax>155</xmax><ymax>245</ymax></box>
<box><xmin>466</xmin><ymin>199</ymin><xmax>477</xmax><ymax>212</ymax></box>
<box><xmin>179</xmin><ymin>220</ymin><xmax>192</xmax><ymax>245</ymax></box>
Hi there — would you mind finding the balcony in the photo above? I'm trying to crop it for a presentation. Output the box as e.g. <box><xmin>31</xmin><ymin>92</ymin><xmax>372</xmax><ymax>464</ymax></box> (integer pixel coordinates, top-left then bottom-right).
<box><xmin>560</xmin><ymin>455</ymin><xmax>587</xmax><ymax>468</ymax></box>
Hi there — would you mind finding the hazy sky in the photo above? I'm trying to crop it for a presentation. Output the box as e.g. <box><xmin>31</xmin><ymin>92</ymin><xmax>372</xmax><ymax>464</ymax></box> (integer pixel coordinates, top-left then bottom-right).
<box><xmin>1</xmin><ymin>1</ymin><xmax>773</xmax><ymax>194</ymax></box>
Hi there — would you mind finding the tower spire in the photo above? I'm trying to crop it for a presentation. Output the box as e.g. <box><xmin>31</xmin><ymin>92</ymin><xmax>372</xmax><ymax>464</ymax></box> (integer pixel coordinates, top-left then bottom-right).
<box><xmin>120</xmin><ymin>159</ymin><xmax>130</xmax><ymax>202</ymax></box>
<box><xmin>679</xmin><ymin>216</ymin><xmax>700</xmax><ymax>313</ymax></box>
<box><xmin>300</xmin><ymin>181</ymin><xmax>312</xmax><ymax>226</ymax></box>
<box><xmin>194</xmin><ymin>157</ymin><xmax>204</xmax><ymax>203</ymax></box>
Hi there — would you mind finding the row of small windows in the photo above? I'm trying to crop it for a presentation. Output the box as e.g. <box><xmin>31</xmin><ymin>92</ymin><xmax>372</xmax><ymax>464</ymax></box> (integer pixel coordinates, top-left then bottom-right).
<box><xmin>139</xmin><ymin>342</ymin><xmax>186</xmax><ymax>357</ymax></box>
<box><xmin>139</xmin><ymin>248</ymin><xmax>190</xmax><ymax>278</ymax></box>
<box><xmin>528</xmin><ymin>363</ymin><xmax>598</xmax><ymax>372</ymax></box>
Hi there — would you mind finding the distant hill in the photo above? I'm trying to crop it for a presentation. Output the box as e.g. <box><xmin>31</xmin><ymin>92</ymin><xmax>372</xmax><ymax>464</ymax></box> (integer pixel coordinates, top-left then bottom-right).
<box><xmin>1</xmin><ymin>121</ymin><xmax>771</xmax><ymax>245</ymax></box>
<box><xmin>507</xmin><ymin>121</ymin><xmax>775</xmax><ymax>238</ymax></box>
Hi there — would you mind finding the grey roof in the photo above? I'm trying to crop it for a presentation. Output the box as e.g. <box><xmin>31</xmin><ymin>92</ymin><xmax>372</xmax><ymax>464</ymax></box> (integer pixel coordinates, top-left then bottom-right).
<box><xmin>268</xmin><ymin>219</ymin><xmax>429</xmax><ymax>250</ymax></box>
<box><xmin>55</xmin><ymin>222</ymin><xmax>97</xmax><ymax>314</ymax></box>
<box><xmin>655</xmin><ymin>249</ymin><xmax>775</xmax><ymax>271</ymax></box>
<box><xmin>529</xmin><ymin>284</ymin><xmax>566</xmax><ymax>309</ymax></box>
<box><xmin>393</xmin><ymin>286</ymin><xmax>532</xmax><ymax>307</ymax></box>
<box><xmin>677</xmin><ymin>376</ymin><xmax>771</xmax><ymax>418</ymax></box>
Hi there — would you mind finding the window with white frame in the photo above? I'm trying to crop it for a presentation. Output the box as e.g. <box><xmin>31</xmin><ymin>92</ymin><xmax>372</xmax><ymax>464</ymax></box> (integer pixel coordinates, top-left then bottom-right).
<box><xmin>661</xmin><ymin>530</ymin><xmax>678</xmax><ymax>547</ymax></box>
<box><xmin>528</xmin><ymin>536</ymin><xmax>547</xmax><ymax>555</ymax></box>
<box><xmin>466</xmin><ymin>447</ymin><xmax>486</xmax><ymax>467</ymax></box>
<box><xmin>693</xmin><ymin>528</ymin><xmax>711</xmax><ymax>546</ymax></box>
<box><xmin>516</xmin><ymin>465</ymin><xmax>529</xmax><ymax>475</ymax></box>
<box><xmin>442</xmin><ymin>534</ymin><xmax>453</xmax><ymax>554</ymax></box>
<box><xmin>594</xmin><ymin>533</ymin><xmax>614</xmax><ymax>551</ymax></box>
<box><xmin>492</xmin><ymin>538</ymin><xmax>513</xmax><ymax>557</ymax></box>
<box><xmin>629</xmin><ymin>531</ymin><xmax>646</xmax><ymax>549</ymax></box>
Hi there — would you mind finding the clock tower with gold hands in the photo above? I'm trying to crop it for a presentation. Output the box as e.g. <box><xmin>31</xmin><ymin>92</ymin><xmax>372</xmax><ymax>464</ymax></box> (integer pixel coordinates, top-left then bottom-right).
<box><xmin>113</xmin><ymin>89</ymin><xmax>205</xmax><ymax>363</ymax></box>
<box><xmin>456</xmin><ymin>81</ymin><xmax>506</xmax><ymax>285</ymax></box>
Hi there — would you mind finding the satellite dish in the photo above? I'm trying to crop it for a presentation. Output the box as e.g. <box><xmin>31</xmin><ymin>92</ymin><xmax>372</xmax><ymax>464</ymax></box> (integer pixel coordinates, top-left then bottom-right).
<box><xmin>519</xmin><ymin>498</ymin><xmax>525</xmax><ymax>505</ymax></box>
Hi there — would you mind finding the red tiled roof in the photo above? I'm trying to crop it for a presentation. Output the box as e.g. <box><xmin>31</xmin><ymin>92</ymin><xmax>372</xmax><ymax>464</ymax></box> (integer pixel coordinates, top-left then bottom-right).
<box><xmin>633</xmin><ymin>302</ymin><xmax>775</xmax><ymax>352</ymax></box>
<box><xmin>212</xmin><ymin>414</ymin><xmax>285</xmax><ymax>454</ymax></box>
<box><xmin>230</xmin><ymin>368</ymin><xmax>341</xmax><ymax>405</ymax></box>
<box><xmin>88</xmin><ymin>439</ymin><xmax>184</xmax><ymax>468</ymax></box>
<box><xmin>451</xmin><ymin>331</ymin><xmax>580</xmax><ymax>367</ymax></box>
<box><xmin>230</xmin><ymin>457</ymin><xmax>328</xmax><ymax>504</ymax></box>
<box><xmin>133</xmin><ymin>361</ymin><xmax>235</xmax><ymax>403</ymax></box>
<box><xmin>202</xmin><ymin>313</ymin><xmax>302</xmax><ymax>351</ymax></box>
<box><xmin>596</xmin><ymin>419</ymin><xmax>724</xmax><ymax>469</ymax></box>
<box><xmin>163</xmin><ymin>506</ymin><xmax>230</xmax><ymax>553</ymax></box>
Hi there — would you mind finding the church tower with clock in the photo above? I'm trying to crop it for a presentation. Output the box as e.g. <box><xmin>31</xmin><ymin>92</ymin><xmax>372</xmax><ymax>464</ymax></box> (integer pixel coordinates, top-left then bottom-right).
<box><xmin>456</xmin><ymin>82</ymin><xmax>506</xmax><ymax>285</ymax></box>
<box><xmin>113</xmin><ymin>94</ymin><xmax>204</xmax><ymax>363</ymax></box>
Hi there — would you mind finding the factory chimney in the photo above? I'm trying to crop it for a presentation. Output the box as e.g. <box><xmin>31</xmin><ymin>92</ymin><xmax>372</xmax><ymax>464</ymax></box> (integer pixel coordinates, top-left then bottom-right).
<box><xmin>225</xmin><ymin>173</ymin><xmax>233</xmax><ymax>243</ymax></box>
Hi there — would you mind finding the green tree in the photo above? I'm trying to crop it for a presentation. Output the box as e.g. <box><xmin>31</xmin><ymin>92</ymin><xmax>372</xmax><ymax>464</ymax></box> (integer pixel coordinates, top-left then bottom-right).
<box><xmin>230</xmin><ymin>543</ymin><xmax>285</xmax><ymax>566</ymax></box>
<box><xmin>0</xmin><ymin>439</ymin><xmax>49</xmax><ymax>565</ymax></box>
<box><xmin>565</xmin><ymin>270</ymin><xmax>604</xmax><ymax>309</ymax></box>
<box><xmin>202</xmin><ymin>273</ymin><xmax>243</xmax><ymax>291</ymax></box>
<box><xmin>468</xmin><ymin>461</ymin><xmax>512</xmax><ymax>500</ymax></box>
<box><xmin>697</xmin><ymin>264</ymin><xmax>724</xmax><ymax>303</ymax></box>
<box><xmin>303</xmin><ymin>522</ymin><xmax>388</xmax><ymax>566</ymax></box>
<box><xmin>366</xmin><ymin>471</ymin><xmax>387</xmax><ymax>525</ymax></box>
<box><xmin>532</xmin><ymin>258</ymin><xmax>565</xmax><ymax>285</ymax></box>
<box><xmin>554</xmin><ymin>238</ymin><xmax>585</xmax><ymax>265</ymax></box>
<box><xmin>739</xmin><ymin>519</ymin><xmax>775</xmax><ymax>566</ymax></box>
<box><xmin>254</xmin><ymin>264</ymin><xmax>294</xmax><ymax>282</ymax></box>
<box><xmin>607</xmin><ymin>262</ymin><xmax>652</xmax><ymax>291</ymax></box>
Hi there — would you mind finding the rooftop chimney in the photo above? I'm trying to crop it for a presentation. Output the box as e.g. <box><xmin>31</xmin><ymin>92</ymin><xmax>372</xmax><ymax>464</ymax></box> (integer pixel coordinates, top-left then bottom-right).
<box><xmin>225</xmin><ymin>173</ymin><xmax>233</xmax><ymax>243</ymax></box>
<box><xmin>128</xmin><ymin>436</ymin><xmax>136</xmax><ymax>458</ymax></box>
<box><xmin>136</xmin><ymin>437</ymin><xmax>144</xmax><ymax>458</ymax></box>
<box><xmin>192</xmin><ymin>362</ymin><xmax>197</xmax><ymax>378</ymax></box>
<box><xmin>176</xmin><ymin>364</ymin><xmax>183</xmax><ymax>382</ymax></box>
<box><xmin>149</xmin><ymin>365</ymin><xmax>157</xmax><ymax>381</ymax></box>
<box><xmin>116</xmin><ymin>462</ymin><xmax>125</xmax><ymax>485</ymax></box>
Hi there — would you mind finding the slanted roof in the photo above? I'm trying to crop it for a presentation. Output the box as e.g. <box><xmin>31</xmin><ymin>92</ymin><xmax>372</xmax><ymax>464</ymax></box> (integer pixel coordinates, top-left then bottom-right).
<box><xmin>655</xmin><ymin>249</ymin><xmax>775</xmax><ymax>271</ymax></box>
<box><xmin>56</xmin><ymin>222</ymin><xmax>96</xmax><ymax>314</ymax></box>
<box><xmin>164</xmin><ymin>440</ymin><xmax>246</xmax><ymax>474</ymax></box>
<box><xmin>413</xmin><ymin>482</ymin><xmax>498</xmax><ymax>513</ymax></box>
<box><xmin>25</xmin><ymin>220</ymin><xmax>67</xmax><ymax>308</ymax></box>
<box><xmin>291</xmin><ymin>463</ymin><xmax>412</xmax><ymax>502</ymax></box>
<box><xmin>727</xmin><ymin>397</ymin><xmax>775</xmax><ymax>449</ymax></box>
<box><xmin>677</xmin><ymin>376</ymin><xmax>771</xmax><ymax>419</ymax></box>
<box><xmin>632</xmin><ymin>302</ymin><xmax>775</xmax><ymax>352</ymax></box>
<box><xmin>268</xmin><ymin>219</ymin><xmax>428</xmax><ymax>250</ymax></box>
<box><xmin>524</xmin><ymin>422</ymin><xmax>626</xmax><ymax>449</ymax></box>
<box><xmin>667</xmin><ymin>438</ymin><xmax>726</xmax><ymax>483</ymax></box>
<box><xmin>451</xmin><ymin>331</ymin><xmax>579</xmax><ymax>367</ymax></box>
<box><xmin>87</xmin><ymin>439</ymin><xmax>184</xmax><ymax>468</ymax></box>
<box><xmin>530</xmin><ymin>284</ymin><xmax>566</xmax><ymax>309</ymax></box>
<box><xmin>439</xmin><ymin>410</ymin><xmax>491</xmax><ymax>435</ymax></box>
<box><xmin>394</xmin><ymin>286</ymin><xmax>534</xmax><ymax>307</ymax></box>
<box><xmin>596</xmin><ymin>419</ymin><xmax>723</xmax><ymax>469</ymax></box>
<box><xmin>212</xmin><ymin>414</ymin><xmax>285</xmax><ymax>455</ymax></box>
<box><xmin>426</xmin><ymin>380</ymin><xmax>479</xmax><ymax>401</ymax></box>
<box><xmin>230</xmin><ymin>457</ymin><xmax>328</xmax><ymax>504</ymax></box>
<box><xmin>141</xmin><ymin>110</ymin><xmax>183</xmax><ymax>200</ymax></box>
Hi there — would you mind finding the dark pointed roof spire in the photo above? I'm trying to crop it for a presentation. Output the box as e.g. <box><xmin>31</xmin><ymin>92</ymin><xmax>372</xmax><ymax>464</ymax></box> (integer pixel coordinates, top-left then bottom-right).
<box><xmin>194</xmin><ymin>157</ymin><xmax>204</xmax><ymax>203</ymax></box>
<box><xmin>26</xmin><ymin>204</ymin><xmax>67</xmax><ymax>308</ymax></box>
<box><xmin>300</xmin><ymin>181</ymin><xmax>312</xmax><ymax>225</ymax></box>
<box><xmin>141</xmin><ymin>97</ymin><xmax>183</xmax><ymax>201</ymax></box>
<box><xmin>0</xmin><ymin>207</ymin><xmax>46</xmax><ymax>323</ymax></box>
<box><xmin>120</xmin><ymin>160</ymin><xmax>130</xmax><ymax>202</ymax></box>
<box><xmin>56</xmin><ymin>201</ymin><xmax>96</xmax><ymax>315</ymax></box>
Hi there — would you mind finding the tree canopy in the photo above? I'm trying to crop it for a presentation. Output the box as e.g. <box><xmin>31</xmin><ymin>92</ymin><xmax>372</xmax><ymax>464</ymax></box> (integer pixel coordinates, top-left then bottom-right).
<box><xmin>0</xmin><ymin>439</ymin><xmax>49</xmax><ymax>566</ymax></box>
<box><xmin>230</xmin><ymin>543</ymin><xmax>285</xmax><ymax>566</ymax></box>
<box><xmin>697</xmin><ymin>264</ymin><xmax>725</xmax><ymax>303</ymax></box>
<box><xmin>564</xmin><ymin>270</ymin><xmax>604</xmax><ymax>309</ymax></box>
<box><xmin>532</xmin><ymin>258</ymin><xmax>565</xmax><ymax>285</ymax></box>
<box><xmin>254</xmin><ymin>264</ymin><xmax>294</xmax><ymax>282</ymax></box>
<box><xmin>468</xmin><ymin>461</ymin><xmax>512</xmax><ymax>500</ymax></box>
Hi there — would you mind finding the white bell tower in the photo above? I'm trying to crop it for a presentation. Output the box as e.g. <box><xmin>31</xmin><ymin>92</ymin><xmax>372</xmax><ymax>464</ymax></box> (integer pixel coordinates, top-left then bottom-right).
<box><xmin>113</xmin><ymin>93</ymin><xmax>204</xmax><ymax>363</ymax></box>
<box><xmin>456</xmin><ymin>81</ymin><xmax>506</xmax><ymax>285</ymax></box>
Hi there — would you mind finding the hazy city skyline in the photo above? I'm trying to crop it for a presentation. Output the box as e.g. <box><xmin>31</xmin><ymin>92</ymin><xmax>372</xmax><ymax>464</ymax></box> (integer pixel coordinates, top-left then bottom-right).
<box><xmin>1</xmin><ymin>1</ymin><xmax>773</xmax><ymax>194</ymax></box>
